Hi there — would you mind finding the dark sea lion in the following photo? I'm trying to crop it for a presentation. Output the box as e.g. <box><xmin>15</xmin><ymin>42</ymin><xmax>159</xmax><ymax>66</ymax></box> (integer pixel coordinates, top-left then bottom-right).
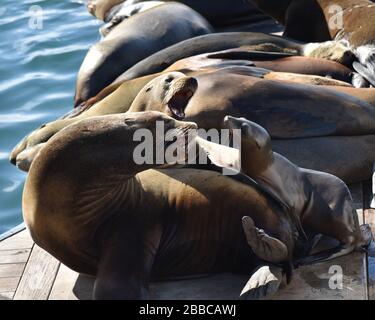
<box><xmin>23</xmin><ymin>111</ymin><xmax>300</xmax><ymax>299</ymax></box>
<box><xmin>85</xmin><ymin>48</ymin><xmax>356</xmax><ymax>106</ymax></box>
<box><xmin>250</xmin><ymin>0</ymin><xmax>375</xmax><ymax>85</ymax></box>
<box><xmin>74</xmin><ymin>2</ymin><xmax>213</xmax><ymax>106</ymax></box>
<box><xmin>99</xmin><ymin>1</ymin><xmax>164</xmax><ymax>37</ymax></box>
<box><xmin>222</xmin><ymin>116</ymin><xmax>372</xmax><ymax>266</ymax></box>
<box><xmin>88</xmin><ymin>0</ymin><xmax>272</xmax><ymax>28</ymax></box>
<box><xmin>110</xmin><ymin>32</ymin><xmax>303</xmax><ymax>86</ymax></box>
<box><xmin>111</xmin><ymin>31</ymin><xmax>361</xmax><ymax>90</ymax></box>
<box><xmin>166</xmin><ymin>49</ymin><xmax>355</xmax><ymax>85</ymax></box>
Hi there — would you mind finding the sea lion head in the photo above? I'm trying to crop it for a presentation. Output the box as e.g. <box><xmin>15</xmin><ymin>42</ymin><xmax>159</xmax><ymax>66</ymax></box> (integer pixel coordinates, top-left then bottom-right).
<box><xmin>223</xmin><ymin>115</ymin><xmax>273</xmax><ymax>175</ymax></box>
<box><xmin>87</xmin><ymin>0</ymin><xmax>125</xmax><ymax>20</ymax></box>
<box><xmin>10</xmin><ymin>118</ymin><xmax>70</xmax><ymax>172</ymax></box>
<box><xmin>129</xmin><ymin>72</ymin><xmax>198</xmax><ymax>121</ymax></box>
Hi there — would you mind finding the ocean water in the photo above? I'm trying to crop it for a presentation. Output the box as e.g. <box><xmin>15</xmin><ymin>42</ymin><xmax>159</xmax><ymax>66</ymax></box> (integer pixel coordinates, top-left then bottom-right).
<box><xmin>0</xmin><ymin>0</ymin><xmax>101</xmax><ymax>234</ymax></box>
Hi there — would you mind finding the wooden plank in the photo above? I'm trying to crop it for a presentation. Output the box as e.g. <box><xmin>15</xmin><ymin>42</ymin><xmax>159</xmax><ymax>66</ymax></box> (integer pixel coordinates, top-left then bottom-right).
<box><xmin>271</xmin><ymin>252</ymin><xmax>366</xmax><ymax>300</ymax></box>
<box><xmin>0</xmin><ymin>224</ymin><xmax>25</xmax><ymax>242</ymax></box>
<box><xmin>49</xmin><ymin>264</ymin><xmax>94</xmax><ymax>300</ymax></box>
<box><xmin>0</xmin><ymin>230</ymin><xmax>34</xmax><ymax>251</ymax></box>
<box><xmin>0</xmin><ymin>277</ymin><xmax>19</xmax><ymax>293</ymax></box>
<box><xmin>0</xmin><ymin>249</ymin><xmax>31</xmax><ymax>264</ymax></box>
<box><xmin>0</xmin><ymin>263</ymin><xmax>25</xmax><ymax>278</ymax></box>
<box><xmin>13</xmin><ymin>245</ymin><xmax>60</xmax><ymax>300</ymax></box>
<box><xmin>0</xmin><ymin>292</ymin><xmax>14</xmax><ymax>300</ymax></box>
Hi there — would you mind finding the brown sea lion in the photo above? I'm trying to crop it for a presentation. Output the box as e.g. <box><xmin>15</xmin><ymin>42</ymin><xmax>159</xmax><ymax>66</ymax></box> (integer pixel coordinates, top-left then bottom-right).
<box><xmin>221</xmin><ymin>116</ymin><xmax>372</xmax><ymax>267</ymax></box>
<box><xmin>250</xmin><ymin>0</ymin><xmax>375</xmax><ymax>85</ymax></box>
<box><xmin>166</xmin><ymin>49</ymin><xmax>356</xmax><ymax>85</ymax></box>
<box><xmin>23</xmin><ymin>111</ymin><xmax>299</xmax><ymax>299</ymax></box>
<box><xmin>74</xmin><ymin>2</ymin><xmax>213</xmax><ymax>106</ymax></box>
<box><xmin>128</xmin><ymin>71</ymin><xmax>375</xmax><ymax>137</ymax></box>
<box><xmin>11</xmin><ymin>70</ymin><xmax>375</xmax><ymax>183</ymax></box>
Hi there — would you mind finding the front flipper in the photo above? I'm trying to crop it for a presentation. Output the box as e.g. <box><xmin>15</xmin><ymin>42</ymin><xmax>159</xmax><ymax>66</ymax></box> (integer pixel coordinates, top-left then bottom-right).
<box><xmin>93</xmin><ymin>222</ymin><xmax>161</xmax><ymax>300</ymax></box>
<box><xmin>239</xmin><ymin>265</ymin><xmax>283</xmax><ymax>300</ymax></box>
<box><xmin>242</xmin><ymin>216</ymin><xmax>288</xmax><ymax>263</ymax></box>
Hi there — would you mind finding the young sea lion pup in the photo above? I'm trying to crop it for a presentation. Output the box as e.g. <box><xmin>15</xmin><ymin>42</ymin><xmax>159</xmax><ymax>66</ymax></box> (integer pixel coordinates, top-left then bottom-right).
<box><xmin>221</xmin><ymin>116</ymin><xmax>373</xmax><ymax>267</ymax></box>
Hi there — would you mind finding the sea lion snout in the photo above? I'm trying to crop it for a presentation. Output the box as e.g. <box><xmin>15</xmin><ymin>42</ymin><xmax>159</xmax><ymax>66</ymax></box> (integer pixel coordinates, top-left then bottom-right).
<box><xmin>15</xmin><ymin>143</ymin><xmax>46</xmax><ymax>172</ymax></box>
<box><xmin>165</xmin><ymin>76</ymin><xmax>198</xmax><ymax>120</ymax></box>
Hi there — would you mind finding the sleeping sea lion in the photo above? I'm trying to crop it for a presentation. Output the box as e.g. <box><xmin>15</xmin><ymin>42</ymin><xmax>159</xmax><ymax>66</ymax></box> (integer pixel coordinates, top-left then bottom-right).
<box><xmin>250</xmin><ymin>0</ymin><xmax>375</xmax><ymax>85</ymax></box>
<box><xmin>74</xmin><ymin>2</ymin><xmax>213</xmax><ymax>106</ymax></box>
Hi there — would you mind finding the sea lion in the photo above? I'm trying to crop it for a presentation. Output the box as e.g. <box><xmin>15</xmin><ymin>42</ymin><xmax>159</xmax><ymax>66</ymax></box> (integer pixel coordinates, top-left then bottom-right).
<box><xmin>11</xmin><ymin>70</ymin><xmax>375</xmax><ymax>182</ymax></box>
<box><xmin>110</xmin><ymin>32</ymin><xmax>359</xmax><ymax>90</ymax></box>
<box><xmin>23</xmin><ymin>111</ymin><xmax>299</xmax><ymax>299</ymax></box>
<box><xmin>250</xmin><ymin>0</ymin><xmax>375</xmax><ymax>85</ymax></box>
<box><xmin>128</xmin><ymin>71</ymin><xmax>375</xmax><ymax>137</ymax></box>
<box><xmin>86</xmin><ymin>48</ymin><xmax>357</xmax><ymax>106</ymax></box>
<box><xmin>166</xmin><ymin>49</ymin><xmax>356</xmax><ymax>85</ymax></box>
<box><xmin>99</xmin><ymin>1</ymin><xmax>164</xmax><ymax>37</ymax></box>
<box><xmin>74</xmin><ymin>2</ymin><xmax>213</xmax><ymax>106</ymax></box>
<box><xmin>221</xmin><ymin>116</ymin><xmax>372</xmax><ymax>266</ymax></box>
<box><xmin>87</xmin><ymin>0</ymin><xmax>272</xmax><ymax>29</ymax></box>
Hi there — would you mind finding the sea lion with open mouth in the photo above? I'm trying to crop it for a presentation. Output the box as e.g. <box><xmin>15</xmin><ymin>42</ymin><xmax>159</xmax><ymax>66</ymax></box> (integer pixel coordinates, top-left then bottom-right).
<box><xmin>22</xmin><ymin>111</ymin><xmax>300</xmax><ymax>300</ymax></box>
<box><xmin>11</xmin><ymin>69</ymin><xmax>375</xmax><ymax>183</ymax></box>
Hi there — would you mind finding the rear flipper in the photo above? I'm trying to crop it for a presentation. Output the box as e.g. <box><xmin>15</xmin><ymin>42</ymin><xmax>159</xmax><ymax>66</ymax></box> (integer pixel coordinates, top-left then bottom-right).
<box><xmin>242</xmin><ymin>216</ymin><xmax>288</xmax><ymax>263</ymax></box>
<box><xmin>296</xmin><ymin>224</ymin><xmax>373</xmax><ymax>266</ymax></box>
<box><xmin>239</xmin><ymin>265</ymin><xmax>284</xmax><ymax>300</ymax></box>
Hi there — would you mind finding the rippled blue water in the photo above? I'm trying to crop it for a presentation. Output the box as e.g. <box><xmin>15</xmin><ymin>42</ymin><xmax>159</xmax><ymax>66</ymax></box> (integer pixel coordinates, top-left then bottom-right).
<box><xmin>0</xmin><ymin>0</ymin><xmax>101</xmax><ymax>234</ymax></box>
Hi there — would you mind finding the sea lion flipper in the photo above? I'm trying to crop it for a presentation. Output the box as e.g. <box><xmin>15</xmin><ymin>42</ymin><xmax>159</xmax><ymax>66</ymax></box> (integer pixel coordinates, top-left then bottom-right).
<box><xmin>242</xmin><ymin>216</ymin><xmax>288</xmax><ymax>263</ymax></box>
<box><xmin>353</xmin><ymin>61</ymin><xmax>375</xmax><ymax>87</ymax></box>
<box><xmin>239</xmin><ymin>265</ymin><xmax>283</xmax><ymax>300</ymax></box>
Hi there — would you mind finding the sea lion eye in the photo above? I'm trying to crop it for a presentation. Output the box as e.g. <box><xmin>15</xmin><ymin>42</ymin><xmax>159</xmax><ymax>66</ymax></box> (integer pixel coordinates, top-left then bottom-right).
<box><xmin>145</xmin><ymin>86</ymin><xmax>153</xmax><ymax>92</ymax></box>
<box><xmin>165</xmin><ymin>76</ymin><xmax>174</xmax><ymax>83</ymax></box>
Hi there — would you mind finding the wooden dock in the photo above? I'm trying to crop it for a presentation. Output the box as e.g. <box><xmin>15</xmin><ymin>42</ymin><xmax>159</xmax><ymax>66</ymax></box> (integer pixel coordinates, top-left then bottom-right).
<box><xmin>1</xmin><ymin>182</ymin><xmax>374</xmax><ymax>300</ymax></box>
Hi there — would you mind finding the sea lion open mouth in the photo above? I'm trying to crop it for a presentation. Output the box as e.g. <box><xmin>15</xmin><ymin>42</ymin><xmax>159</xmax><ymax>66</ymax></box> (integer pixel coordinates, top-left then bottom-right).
<box><xmin>166</xmin><ymin>78</ymin><xmax>197</xmax><ymax>120</ymax></box>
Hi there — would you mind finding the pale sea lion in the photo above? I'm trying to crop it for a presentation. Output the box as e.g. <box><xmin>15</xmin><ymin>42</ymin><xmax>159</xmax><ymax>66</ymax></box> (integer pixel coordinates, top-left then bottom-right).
<box><xmin>250</xmin><ymin>0</ymin><xmax>375</xmax><ymax>85</ymax></box>
<box><xmin>23</xmin><ymin>111</ymin><xmax>299</xmax><ymax>299</ymax></box>
<box><xmin>74</xmin><ymin>2</ymin><xmax>213</xmax><ymax>106</ymax></box>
